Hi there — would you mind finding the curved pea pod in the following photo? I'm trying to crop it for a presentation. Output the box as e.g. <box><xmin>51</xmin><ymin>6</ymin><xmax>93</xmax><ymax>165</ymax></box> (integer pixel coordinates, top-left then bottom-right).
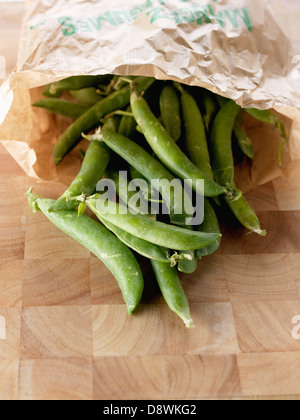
<box><xmin>245</xmin><ymin>108</ymin><xmax>287</xmax><ymax>167</ymax></box>
<box><xmin>180</xmin><ymin>88</ymin><xmax>214</xmax><ymax>179</ymax></box>
<box><xmin>27</xmin><ymin>194</ymin><xmax>144</xmax><ymax>315</ymax></box>
<box><xmin>51</xmin><ymin>140</ymin><xmax>111</xmax><ymax>211</ymax></box>
<box><xmin>225</xmin><ymin>191</ymin><xmax>266</xmax><ymax>236</ymax></box>
<box><xmin>32</xmin><ymin>99</ymin><xmax>89</xmax><ymax>119</ymax></box>
<box><xmin>160</xmin><ymin>86</ymin><xmax>181</xmax><ymax>142</ymax></box>
<box><xmin>202</xmin><ymin>91</ymin><xmax>219</xmax><ymax>133</ymax></box>
<box><xmin>233</xmin><ymin>114</ymin><xmax>255</xmax><ymax>160</ymax></box>
<box><xmin>130</xmin><ymin>85</ymin><xmax>226</xmax><ymax>198</ymax></box>
<box><xmin>210</xmin><ymin>100</ymin><xmax>241</xmax><ymax>186</ymax></box>
<box><xmin>151</xmin><ymin>260</ymin><xmax>194</xmax><ymax>328</ymax></box>
<box><xmin>70</xmin><ymin>87</ymin><xmax>104</xmax><ymax>106</ymax></box>
<box><xmin>53</xmin><ymin>76</ymin><xmax>155</xmax><ymax>165</ymax></box>
<box><xmin>97</xmin><ymin>214</ymin><xmax>172</xmax><ymax>264</ymax></box>
<box><xmin>43</xmin><ymin>75</ymin><xmax>112</xmax><ymax>98</ymax></box>
<box><xmin>86</xmin><ymin>197</ymin><xmax>222</xmax><ymax>251</ymax></box>
<box><xmin>196</xmin><ymin>199</ymin><xmax>221</xmax><ymax>259</ymax></box>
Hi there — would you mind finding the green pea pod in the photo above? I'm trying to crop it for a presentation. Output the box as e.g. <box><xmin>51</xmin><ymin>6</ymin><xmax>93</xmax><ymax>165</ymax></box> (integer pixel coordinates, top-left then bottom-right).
<box><xmin>245</xmin><ymin>108</ymin><xmax>287</xmax><ymax>167</ymax></box>
<box><xmin>53</xmin><ymin>76</ymin><xmax>155</xmax><ymax>165</ymax></box>
<box><xmin>130</xmin><ymin>85</ymin><xmax>226</xmax><ymax>198</ymax></box>
<box><xmin>118</xmin><ymin>105</ymin><xmax>137</xmax><ymax>138</ymax></box>
<box><xmin>234</xmin><ymin>114</ymin><xmax>255</xmax><ymax>160</ymax></box>
<box><xmin>151</xmin><ymin>260</ymin><xmax>194</xmax><ymax>328</ymax></box>
<box><xmin>201</xmin><ymin>91</ymin><xmax>219</xmax><ymax>133</ymax></box>
<box><xmin>86</xmin><ymin>197</ymin><xmax>221</xmax><ymax>251</ymax></box>
<box><xmin>33</xmin><ymin>99</ymin><xmax>89</xmax><ymax>119</ymax></box>
<box><xmin>225</xmin><ymin>192</ymin><xmax>266</xmax><ymax>236</ymax></box>
<box><xmin>180</xmin><ymin>88</ymin><xmax>214</xmax><ymax>179</ymax></box>
<box><xmin>216</xmin><ymin>95</ymin><xmax>230</xmax><ymax>108</ymax></box>
<box><xmin>178</xmin><ymin>250</ymin><xmax>198</xmax><ymax>274</ymax></box>
<box><xmin>196</xmin><ymin>198</ymin><xmax>221</xmax><ymax>258</ymax></box>
<box><xmin>70</xmin><ymin>87</ymin><xmax>104</xmax><ymax>106</ymax></box>
<box><xmin>97</xmin><ymin>213</ymin><xmax>172</xmax><ymax>264</ymax></box>
<box><xmin>43</xmin><ymin>75</ymin><xmax>112</xmax><ymax>98</ymax></box>
<box><xmin>94</xmin><ymin>129</ymin><xmax>194</xmax><ymax>226</ymax></box>
<box><xmin>210</xmin><ymin>100</ymin><xmax>241</xmax><ymax>186</ymax></box>
<box><xmin>27</xmin><ymin>194</ymin><xmax>144</xmax><ymax>315</ymax></box>
<box><xmin>160</xmin><ymin>86</ymin><xmax>181</xmax><ymax>142</ymax></box>
<box><xmin>52</xmin><ymin>140</ymin><xmax>111</xmax><ymax>211</ymax></box>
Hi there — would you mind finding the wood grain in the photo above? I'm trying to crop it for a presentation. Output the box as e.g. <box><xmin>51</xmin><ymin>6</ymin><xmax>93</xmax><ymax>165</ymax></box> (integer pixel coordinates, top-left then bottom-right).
<box><xmin>1</xmin><ymin>1</ymin><xmax>300</xmax><ymax>400</ymax></box>
<box><xmin>19</xmin><ymin>358</ymin><xmax>93</xmax><ymax>400</ymax></box>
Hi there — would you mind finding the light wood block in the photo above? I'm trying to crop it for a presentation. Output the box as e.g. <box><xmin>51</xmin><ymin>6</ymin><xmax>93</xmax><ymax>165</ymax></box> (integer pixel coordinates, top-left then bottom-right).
<box><xmin>19</xmin><ymin>358</ymin><xmax>93</xmax><ymax>400</ymax></box>
<box><xmin>238</xmin><ymin>353</ymin><xmax>300</xmax><ymax>397</ymax></box>
<box><xmin>20</xmin><ymin>306</ymin><xmax>93</xmax><ymax>359</ymax></box>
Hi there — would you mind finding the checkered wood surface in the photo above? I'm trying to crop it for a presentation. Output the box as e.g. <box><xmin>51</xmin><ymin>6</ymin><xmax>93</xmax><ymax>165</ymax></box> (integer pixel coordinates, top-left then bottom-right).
<box><xmin>0</xmin><ymin>143</ymin><xmax>300</xmax><ymax>400</ymax></box>
<box><xmin>1</xmin><ymin>0</ymin><xmax>300</xmax><ymax>401</ymax></box>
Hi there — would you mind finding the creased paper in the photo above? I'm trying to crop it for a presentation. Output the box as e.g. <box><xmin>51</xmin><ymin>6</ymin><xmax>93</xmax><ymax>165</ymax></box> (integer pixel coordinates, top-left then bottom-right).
<box><xmin>0</xmin><ymin>0</ymin><xmax>300</xmax><ymax>191</ymax></box>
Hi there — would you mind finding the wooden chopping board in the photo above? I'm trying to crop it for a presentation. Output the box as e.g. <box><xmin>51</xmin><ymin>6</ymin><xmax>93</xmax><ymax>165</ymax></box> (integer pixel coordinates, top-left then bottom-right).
<box><xmin>1</xmin><ymin>0</ymin><xmax>300</xmax><ymax>401</ymax></box>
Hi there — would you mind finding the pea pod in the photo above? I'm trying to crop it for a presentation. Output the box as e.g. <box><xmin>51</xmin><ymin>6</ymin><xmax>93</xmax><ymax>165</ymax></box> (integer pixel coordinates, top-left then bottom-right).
<box><xmin>43</xmin><ymin>75</ymin><xmax>112</xmax><ymax>98</ymax></box>
<box><xmin>52</xmin><ymin>140</ymin><xmax>111</xmax><ymax>211</ymax></box>
<box><xmin>97</xmin><ymin>213</ymin><xmax>172</xmax><ymax>264</ymax></box>
<box><xmin>196</xmin><ymin>199</ymin><xmax>221</xmax><ymax>258</ymax></box>
<box><xmin>211</xmin><ymin>101</ymin><xmax>265</xmax><ymax>236</ymax></box>
<box><xmin>93</xmin><ymin>129</ymin><xmax>194</xmax><ymax>226</ymax></box>
<box><xmin>86</xmin><ymin>197</ymin><xmax>221</xmax><ymax>251</ymax></box>
<box><xmin>70</xmin><ymin>87</ymin><xmax>104</xmax><ymax>106</ymax></box>
<box><xmin>233</xmin><ymin>112</ymin><xmax>255</xmax><ymax>160</ymax></box>
<box><xmin>200</xmin><ymin>90</ymin><xmax>219</xmax><ymax>133</ymax></box>
<box><xmin>33</xmin><ymin>99</ymin><xmax>89</xmax><ymax>119</ymax></box>
<box><xmin>180</xmin><ymin>88</ymin><xmax>214</xmax><ymax>179</ymax></box>
<box><xmin>130</xmin><ymin>84</ymin><xmax>226</xmax><ymax>198</ymax></box>
<box><xmin>245</xmin><ymin>108</ymin><xmax>287</xmax><ymax>167</ymax></box>
<box><xmin>160</xmin><ymin>86</ymin><xmax>181</xmax><ymax>142</ymax></box>
<box><xmin>27</xmin><ymin>193</ymin><xmax>144</xmax><ymax>315</ymax></box>
<box><xmin>53</xmin><ymin>76</ymin><xmax>155</xmax><ymax>165</ymax></box>
<box><xmin>151</xmin><ymin>260</ymin><xmax>194</xmax><ymax>328</ymax></box>
<box><xmin>210</xmin><ymin>100</ymin><xmax>241</xmax><ymax>186</ymax></box>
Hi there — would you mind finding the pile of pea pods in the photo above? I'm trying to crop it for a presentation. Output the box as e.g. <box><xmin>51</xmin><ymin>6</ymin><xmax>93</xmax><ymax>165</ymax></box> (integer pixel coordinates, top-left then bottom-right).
<box><xmin>28</xmin><ymin>75</ymin><xmax>287</xmax><ymax>328</ymax></box>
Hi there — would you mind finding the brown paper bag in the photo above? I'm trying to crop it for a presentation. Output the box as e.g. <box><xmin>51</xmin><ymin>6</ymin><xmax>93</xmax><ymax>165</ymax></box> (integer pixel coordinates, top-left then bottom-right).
<box><xmin>0</xmin><ymin>0</ymin><xmax>300</xmax><ymax>191</ymax></box>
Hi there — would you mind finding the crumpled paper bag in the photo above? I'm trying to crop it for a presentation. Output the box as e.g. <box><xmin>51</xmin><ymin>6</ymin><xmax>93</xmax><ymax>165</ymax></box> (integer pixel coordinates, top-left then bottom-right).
<box><xmin>0</xmin><ymin>0</ymin><xmax>300</xmax><ymax>192</ymax></box>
